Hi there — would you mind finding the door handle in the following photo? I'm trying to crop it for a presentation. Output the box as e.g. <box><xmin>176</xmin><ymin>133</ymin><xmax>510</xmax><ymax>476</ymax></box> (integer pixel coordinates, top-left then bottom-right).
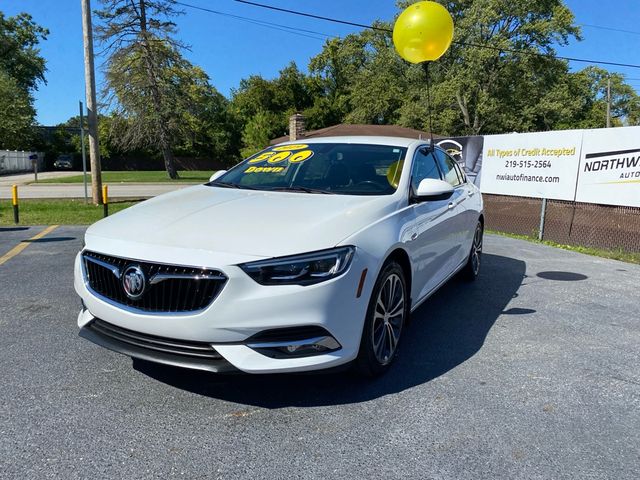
<box><xmin>467</xmin><ymin>190</ymin><xmax>475</xmax><ymax>197</ymax></box>
<box><xmin>448</xmin><ymin>202</ymin><xmax>455</xmax><ymax>209</ymax></box>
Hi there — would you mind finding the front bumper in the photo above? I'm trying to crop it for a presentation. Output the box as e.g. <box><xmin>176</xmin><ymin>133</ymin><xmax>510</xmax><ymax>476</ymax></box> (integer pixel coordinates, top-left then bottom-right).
<box><xmin>79</xmin><ymin>314</ymin><xmax>238</xmax><ymax>373</ymax></box>
<box><xmin>74</xmin><ymin>248</ymin><xmax>373</xmax><ymax>374</ymax></box>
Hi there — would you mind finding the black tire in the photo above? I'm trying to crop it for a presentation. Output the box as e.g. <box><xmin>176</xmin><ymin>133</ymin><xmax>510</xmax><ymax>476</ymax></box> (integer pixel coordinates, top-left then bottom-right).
<box><xmin>355</xmin><ymin>261</ymin><xmax>408</xmax><ymax>377</ymax></box>
<box><xmin>461</xmin><ymin>220</ymin><xmax>483</xmax><ymax>281</ymax></box>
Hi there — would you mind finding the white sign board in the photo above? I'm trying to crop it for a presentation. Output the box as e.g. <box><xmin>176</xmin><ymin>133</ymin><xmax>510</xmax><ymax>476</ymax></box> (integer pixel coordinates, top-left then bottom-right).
<box><xmin>480</xmin><ymin>130</ymin><xmax>583</xmax><ymax>200</ymax></box>
<box><xmin>575</xmin><ymin>126</ymin><xmax>640</xmax><ymax>208</ymax></box>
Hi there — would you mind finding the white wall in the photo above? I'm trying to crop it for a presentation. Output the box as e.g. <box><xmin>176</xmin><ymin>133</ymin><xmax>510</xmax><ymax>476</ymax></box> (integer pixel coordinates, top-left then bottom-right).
<box><xmin>0</xmin><ymin>151</ymin><xmax>44</xmax><ymax>174</ymax></box>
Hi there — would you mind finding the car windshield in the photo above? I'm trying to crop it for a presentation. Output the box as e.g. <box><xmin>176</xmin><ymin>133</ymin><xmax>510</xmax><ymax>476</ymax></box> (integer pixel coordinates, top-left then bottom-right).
<box><xmin>210</xmin><ymin>143</ymin><xmax>407</xmax><ymax>195</ymax></box>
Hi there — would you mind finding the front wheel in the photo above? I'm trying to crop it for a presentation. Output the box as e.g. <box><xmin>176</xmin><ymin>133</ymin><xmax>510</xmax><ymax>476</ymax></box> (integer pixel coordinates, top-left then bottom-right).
<box><xmin>461</xmin><ymin>220</ymin><xmax>483</xmax><ymax>281</ymax></box>
<box><xmin>355</xmin><ymin>261</ymin><xmax>408</xmax><ymax>377</ymax></box>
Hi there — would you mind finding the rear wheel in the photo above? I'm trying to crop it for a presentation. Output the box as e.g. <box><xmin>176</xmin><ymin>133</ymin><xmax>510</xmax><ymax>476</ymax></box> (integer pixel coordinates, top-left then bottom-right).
<box><xmin>355</xmin><ymin>262</ymin><xmax>407</xmax><ymax>377</ymax></box>
<box><xmin>461</xmin><ymin>220</ymin><xmax>483</xmax><ymax>281</ymax></box>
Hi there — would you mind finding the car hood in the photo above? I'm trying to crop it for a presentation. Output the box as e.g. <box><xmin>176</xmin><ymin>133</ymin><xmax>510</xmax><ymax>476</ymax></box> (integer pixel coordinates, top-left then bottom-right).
<box><xmin>85</xmin><ymin>185</ymin><xmax>397</xmax><ymax>259</ymax></box>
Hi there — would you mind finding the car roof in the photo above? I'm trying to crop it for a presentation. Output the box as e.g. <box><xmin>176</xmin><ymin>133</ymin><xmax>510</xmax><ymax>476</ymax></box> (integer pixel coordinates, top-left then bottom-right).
<box><xmin>274</xmin><ymin>135</ymin><xmax>428</xmax><ymax>149</ymax></box>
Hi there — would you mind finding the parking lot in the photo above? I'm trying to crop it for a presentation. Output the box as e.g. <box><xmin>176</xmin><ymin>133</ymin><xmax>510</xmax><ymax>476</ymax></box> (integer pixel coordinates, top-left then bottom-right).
<box><xmin>1</xmin><ymin>226</ymin><xmax>638</xmax><ymax>479</ymax></box>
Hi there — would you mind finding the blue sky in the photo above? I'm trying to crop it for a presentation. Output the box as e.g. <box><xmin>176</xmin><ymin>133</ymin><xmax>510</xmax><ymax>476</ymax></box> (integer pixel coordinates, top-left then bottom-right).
<box><xmin>3</xmin><ymin>0</ymin><xmax>640</xmax><ymax>125</ymax></box>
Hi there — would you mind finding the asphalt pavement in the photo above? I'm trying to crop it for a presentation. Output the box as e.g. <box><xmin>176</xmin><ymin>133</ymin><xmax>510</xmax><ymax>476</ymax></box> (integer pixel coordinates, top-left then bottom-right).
<box><xmin>0</xmin><ymin>227</ymin><xmax>638</xmax><ymax>479</ymax></box>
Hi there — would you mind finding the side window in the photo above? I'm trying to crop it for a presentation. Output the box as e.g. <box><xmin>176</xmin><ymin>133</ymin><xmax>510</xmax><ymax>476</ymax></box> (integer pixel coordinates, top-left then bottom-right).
<box><xmin>453</xmin><ymin>161</ymin><xmax>466</xmax><ymax>184</ymax></box>
<box><xmin>411</xmin><ymin>149</ymin><xmax>441</xmax><ymax>192</ymax></box>
<box><xmin>435</xmin><ymin>149</ymin><xmax>462</xmax><ymax>187</ymax></box>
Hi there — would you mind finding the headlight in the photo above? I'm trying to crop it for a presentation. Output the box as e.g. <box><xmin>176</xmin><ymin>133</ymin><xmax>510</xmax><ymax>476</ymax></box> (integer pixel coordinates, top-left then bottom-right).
<box><xmin>238</xmin><ymin>246</ymin><xmax>355</xmax><ymax>286</ymax></box>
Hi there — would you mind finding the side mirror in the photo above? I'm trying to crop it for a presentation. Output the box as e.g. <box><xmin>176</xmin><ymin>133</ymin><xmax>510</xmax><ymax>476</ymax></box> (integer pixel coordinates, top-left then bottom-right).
<box><xmin>209</xmin><ymin>170</ymin><xmax>227</xmax><ymax>182</ymax></box>
<box><xmin>414</xmin><ymin>178</ymin><xmax>454</xmax><ymax>201</ymax></box>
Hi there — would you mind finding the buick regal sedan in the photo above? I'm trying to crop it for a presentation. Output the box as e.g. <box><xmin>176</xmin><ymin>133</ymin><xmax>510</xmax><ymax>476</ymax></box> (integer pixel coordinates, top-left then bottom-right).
<box><xmin>75</xmin><ymin>136</ymin><xmax>483</xmax><ymax>376</ymax></box>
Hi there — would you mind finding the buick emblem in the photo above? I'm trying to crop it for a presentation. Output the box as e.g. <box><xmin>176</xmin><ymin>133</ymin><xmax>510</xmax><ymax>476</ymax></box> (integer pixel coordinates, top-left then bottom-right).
<box><xmin>122</xmin><ymin>265</ymin><xmax>146</xmax><ymax>300</ymax></box>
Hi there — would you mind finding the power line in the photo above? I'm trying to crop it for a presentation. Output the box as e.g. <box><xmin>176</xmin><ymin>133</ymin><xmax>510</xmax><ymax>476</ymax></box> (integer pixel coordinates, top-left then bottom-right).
<box><xmin>233</xmin><ymin>0</ymin><xmax>640</xmax><ymax>70</ymax></box>
<box><xmin>174</xmin><ymin>1</ymin><xmax>331</xmax><ymax>41</ymax></box>
<box><xmin>175</xmin><ymin>1</ymin><xmax>330</xmax><ymax>40</ymax></box>
<box><xmin>581</xmin><ymin>23</ymin><xmax>640</xmax><ymax>37</ymax></box>
<box><xmin>234</xmin><ymin>0</ymin><xmax>388</xmax><ymax>32</ymax></box>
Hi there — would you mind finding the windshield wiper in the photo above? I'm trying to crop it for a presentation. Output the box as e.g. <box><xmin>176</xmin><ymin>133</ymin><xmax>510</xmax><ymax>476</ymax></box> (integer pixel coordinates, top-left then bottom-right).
<box><xmin>208</xmin><ymin>181</ymin><xmax>262</xmax><ymax>190</ymax></box>
<box><xmin>269</xmin><ymin>186</ymin><xmax>335</xmax><ymax>194</ymax></box>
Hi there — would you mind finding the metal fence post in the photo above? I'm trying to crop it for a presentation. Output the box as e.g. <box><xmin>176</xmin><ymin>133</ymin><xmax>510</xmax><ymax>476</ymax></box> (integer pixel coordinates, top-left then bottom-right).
<box><xmin>538</xmin><ymin>198</ymin><xmax>547</xmax><ymax>241</ymax></box>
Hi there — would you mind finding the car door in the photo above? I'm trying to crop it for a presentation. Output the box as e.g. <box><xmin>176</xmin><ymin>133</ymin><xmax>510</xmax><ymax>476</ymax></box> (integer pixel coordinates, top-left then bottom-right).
<box><xmin>406</xmin><ymin>147</ymin><xmax>462</xmax><ymax>303</ymax></box>
<box><xmin>451</xmin><ymin>158</ymin><xmax>479</xmax><ymax>253</ymax></box>
<box><xmin>433</xmin><ymin>148</ymin><xmax>473</xmax><ymax>267</ymax></box>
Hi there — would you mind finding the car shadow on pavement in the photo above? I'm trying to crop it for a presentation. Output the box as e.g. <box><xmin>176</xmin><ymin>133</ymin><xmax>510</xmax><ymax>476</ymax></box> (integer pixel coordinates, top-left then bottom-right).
<box><xmin>22</xmin><ymin>236</ymin><xmax>76</xmax><ymax>243</ymax></box>
<box><xmin>0</xmin><ymin>227</ymin><xmax>30</xmax><ymax>232</ymax></box>
<box><xmin>134</xmin><ymin>253</ymin><xmax>527</xmax><ymax>408</ymax></box>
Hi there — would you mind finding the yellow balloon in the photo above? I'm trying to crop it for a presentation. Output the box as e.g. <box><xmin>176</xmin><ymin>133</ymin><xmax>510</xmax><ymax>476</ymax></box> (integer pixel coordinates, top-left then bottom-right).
<box><xmin>393</xmin><ymin>1</ymin><xmax>454</xmax><ymax>63</ymax></box>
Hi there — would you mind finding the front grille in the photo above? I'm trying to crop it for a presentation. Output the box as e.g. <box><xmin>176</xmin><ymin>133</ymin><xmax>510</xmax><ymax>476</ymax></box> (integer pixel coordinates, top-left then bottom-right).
<box><xmin>89</xmin><ymin>319</ymin><xmax>223</xmax><ymax>360</ymax></box>
<box><xmin>82</xmin><ymin>251</ymin><xmax>226</xmax><ymax>313</ymax></box>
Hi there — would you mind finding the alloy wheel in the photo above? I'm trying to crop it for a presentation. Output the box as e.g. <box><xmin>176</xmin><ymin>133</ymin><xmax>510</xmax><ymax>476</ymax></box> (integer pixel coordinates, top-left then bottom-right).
<box><xmin>471</xmin><ymin>224</ymin><xmax>483</xmax><ymax>276</ymax></box>
<box><xmin>371</xmin><ymin>273</ymin><xmax>405</xmax><ymax>365</ymax></box>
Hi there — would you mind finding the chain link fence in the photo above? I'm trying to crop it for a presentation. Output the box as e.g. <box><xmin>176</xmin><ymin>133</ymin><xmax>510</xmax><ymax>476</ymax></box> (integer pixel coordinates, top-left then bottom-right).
<box><xmin>484</xmin><ymin>194</ymin><xmax>640</xmax><ymax>252</ymax></box>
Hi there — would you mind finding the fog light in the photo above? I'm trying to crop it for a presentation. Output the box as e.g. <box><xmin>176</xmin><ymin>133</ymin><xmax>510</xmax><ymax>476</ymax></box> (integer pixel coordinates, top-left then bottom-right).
<box><xmin>247</xmin><ymin>335</ymin><xmax>341</xmax><ymax>359</ymax></box>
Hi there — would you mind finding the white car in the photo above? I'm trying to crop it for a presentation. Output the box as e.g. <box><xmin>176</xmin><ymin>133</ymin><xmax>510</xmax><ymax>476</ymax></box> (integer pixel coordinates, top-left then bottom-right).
<box><xmin>75</xmin><ymin>136</ymin><xmax>483</xmax><ymax>376</ymax></box>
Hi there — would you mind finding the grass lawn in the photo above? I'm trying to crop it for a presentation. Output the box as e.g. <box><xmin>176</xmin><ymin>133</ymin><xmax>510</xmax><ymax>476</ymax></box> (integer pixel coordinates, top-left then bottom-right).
<box><xmin>0</xmin><ymin>199</ymin><xmax>140</xmax><ymax>226</ymax></box>
<box><xmin>35</xmin><ymin>170</ymin><xmax>213</xmax><ymax>184</ymax></box>
<box><xmin>488</xmin><ymin>229</ymin><xmax>640</xmax><ymax>265</ymax></box>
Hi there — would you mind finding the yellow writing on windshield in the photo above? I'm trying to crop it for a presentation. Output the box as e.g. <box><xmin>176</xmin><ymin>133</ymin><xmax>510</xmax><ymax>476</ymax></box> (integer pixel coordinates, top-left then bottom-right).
<box><xmin>272</xmin><ymin>144</ymin><xmax>308</xmax><ymax>151</ymax></box>
<box><xmin>244</xmin><ymin>166</ymin><xmax>286</xmax><ymax>173</ymax></box>
<box><xmin>247</xmin><ymin>148</ymin><xmax>314</xmax><ymax>166</ymax></box>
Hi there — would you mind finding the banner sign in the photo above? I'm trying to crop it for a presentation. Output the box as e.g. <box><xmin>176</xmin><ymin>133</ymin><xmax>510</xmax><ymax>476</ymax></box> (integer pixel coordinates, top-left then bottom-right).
<box><xmin>575</xmin><ymin>126</ymin><xmax>640</xmax><ymax>208</ymax></box>
<box><xmin>479</xmin><ymin>130</ymin><xmax>583</xmax><ymax>201</ymax></box>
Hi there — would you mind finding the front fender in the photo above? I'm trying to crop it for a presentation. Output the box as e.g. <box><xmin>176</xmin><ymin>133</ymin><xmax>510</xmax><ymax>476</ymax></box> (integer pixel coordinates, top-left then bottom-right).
<box><xmin>338</xmin><ymin>204</ymin><xmax>416</xmax><ymax>303</ymax></box>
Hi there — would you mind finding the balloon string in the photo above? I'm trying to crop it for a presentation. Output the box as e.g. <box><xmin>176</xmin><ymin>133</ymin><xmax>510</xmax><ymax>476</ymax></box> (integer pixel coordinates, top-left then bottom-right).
<box><xmin>422</xmin><ymin>62</ymin><xmax>435</xmax><ymax>151</ymax></box>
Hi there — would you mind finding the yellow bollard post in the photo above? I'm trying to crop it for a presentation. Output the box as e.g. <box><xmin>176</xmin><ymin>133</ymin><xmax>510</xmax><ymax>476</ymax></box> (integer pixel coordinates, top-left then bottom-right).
<box><xmin>12</xmin><ymin>184</ymin><xmax>19</xmax><ymax>224</ymax></box>
<box><xmin>102</xmin><ymin>184</ymin><xmax>109</xmax><ymax>217</ymax></box>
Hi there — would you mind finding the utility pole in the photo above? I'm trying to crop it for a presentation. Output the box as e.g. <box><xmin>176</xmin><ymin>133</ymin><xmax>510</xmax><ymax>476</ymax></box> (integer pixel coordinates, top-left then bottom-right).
<box><xmin>81</xmin><ymin>0</ymin><xmax>103</xmax><ymax>204</ymax></box>
<box><xmin>606</xmin><ymin>76</ymin><xmax>612</xmax><ymax>128</ymax></box>
<box><xmin>79</xmin><ymin>101</ymin><xmax>88</xmax><ymax>204</ymax></box>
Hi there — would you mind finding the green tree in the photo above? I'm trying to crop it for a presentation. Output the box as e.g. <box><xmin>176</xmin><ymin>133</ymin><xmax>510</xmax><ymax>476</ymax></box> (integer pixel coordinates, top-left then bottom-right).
<box><xmin>231</xmin><ymin>75</ymin><xmax>281</xmax><ymax>122</ymax></box>
<box><xmin>176</xmin><ymin>67</ymin><xmax>240</xmax><ymax>163</ymax></box>
<box><xmin>0</xmin><ymin>12</ymin><xmax>48</xmax><ymax>91</ymax></box>
<box><xmin>240</xmin><ymin>109</ymin><xmax>281</xmax><ymax>158</ymax></box>
<box><xmin>574</xmin><ymin>67</ymin><xmax>640</xmax><ymax>128</ymax></box>
<box><xmin>308</xmin><ymin>27</ymin><xmax>408</xmax><ymax>127</ymax></box>
<box><xmin>308</xmin><ymin>36</ymin><xmax>368</xmax><ymax>125</ymax></box>
<box><xmin>343</xmin><ymin>25</ymin><xmax>410</xmax><ymax>125</ymax></box>
<box><xmin>309</xmin><ymin>1</ymin><xmax>583</xmax><ymax>136</ymax></box>
<box><xmin>0</xmin><ymin>70</ymin><xmax>36</xmax><ymax>149</ymax></box>
<box><xmin>230</xmin><ymin>62</ymin><xmax>315</xmax><ymax>155</ymax></box>
<box><xmin>0</xmin><ymin>11</ymin><xmax>48</xmax><ymax>148</ymax></box>
<box><xmin>395</xmin><ymin>0</ymin><xmax>581</xmax><ymax>135</ymax></box>
<box><xmin>53</xmin><ymin>114</ymin><xmax>119</xmax><ymax>162</ymax></box>
<box><xmin>96</xmin><ymin>0</ymin><xmax>204</xmax><ymax>178</ymax></box>
<box><xmin>273</xmin><ymin>62</ymin><xmax>315</xmax><ymax>114</ymax></box>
